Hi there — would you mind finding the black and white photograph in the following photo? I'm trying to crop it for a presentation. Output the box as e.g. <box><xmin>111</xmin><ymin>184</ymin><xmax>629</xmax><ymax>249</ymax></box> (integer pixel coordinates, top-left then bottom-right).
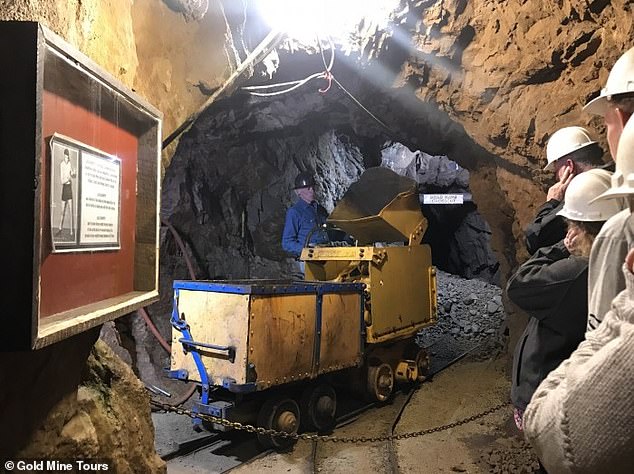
<box><xmin>50</xmin><ymin>139</ymin><xmax>79</xmax><ymax>247</ymax></box>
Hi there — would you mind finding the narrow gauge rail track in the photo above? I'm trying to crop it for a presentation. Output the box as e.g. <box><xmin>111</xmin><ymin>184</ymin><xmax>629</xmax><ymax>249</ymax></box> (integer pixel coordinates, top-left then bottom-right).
<box><xmin>162</xmin><ymin>343</ymin><xmax>488</xmax><ymax>473</ymax></box>
<box><xmin>307</xmin><ymin>344</ymin><xmax>483</xmax><ymax>474</ymax></box>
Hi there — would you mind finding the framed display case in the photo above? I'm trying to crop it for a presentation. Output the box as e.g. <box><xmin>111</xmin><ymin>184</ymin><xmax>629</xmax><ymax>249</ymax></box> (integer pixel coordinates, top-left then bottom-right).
<box><xmin>0</xmin><ymin>21</ymin><xmax>162</xmax><ymax>350</ymax></box>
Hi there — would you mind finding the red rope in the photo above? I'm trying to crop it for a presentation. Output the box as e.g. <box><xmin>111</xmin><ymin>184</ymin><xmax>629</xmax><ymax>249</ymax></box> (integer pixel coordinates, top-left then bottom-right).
<box><xmin>319</xmin><ymin>71</ymin><xmax>333</xmax><ymax>93</ymax></box>
<box><xmin>138</xmin><ymin>307</ymin><xmax>171</xmax><ymax>353</ymax></box>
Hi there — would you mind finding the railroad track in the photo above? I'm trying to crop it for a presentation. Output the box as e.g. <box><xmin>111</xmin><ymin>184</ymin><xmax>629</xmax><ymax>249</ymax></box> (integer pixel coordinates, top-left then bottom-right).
<box><xmin>307</xmin><ymin>345</ymin><xmax>481</xmax><ymax>473</ymax></box>
<box><xmin>162</xmin><ymin>343</ymin><xmax>484</xmax><ymax>473</ymax></box>
<box><xmin>308</xmin><ymin>390</ymin><xmax>412</xmax><ymax>474</ymax></box>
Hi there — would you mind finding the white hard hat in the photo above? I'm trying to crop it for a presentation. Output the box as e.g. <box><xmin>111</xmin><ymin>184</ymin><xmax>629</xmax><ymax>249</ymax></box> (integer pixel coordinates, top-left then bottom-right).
<box><xmin>544</xmin><ymin>126</ymin><xmax>597</xmax><ymax>171</ymax></box>
<box><xmin>593</xmin><ymin>117</ymin><xmax>634</xmax><ymax>202</ymax></box>
<box><xmin>584</xmin><ymin>47</ymin><xmax>634</xmax><ymax>115</ymax></box>
<box><xmin>557</xmin><ymin>169</ymin><xmax>624</xmax><ymax>221</ymax></box>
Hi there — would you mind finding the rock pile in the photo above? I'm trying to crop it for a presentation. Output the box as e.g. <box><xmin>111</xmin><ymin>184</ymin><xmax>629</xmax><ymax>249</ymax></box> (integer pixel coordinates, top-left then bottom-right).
<box><xmin>478</xmin><ymin>437</ymin><xmax>540</xmax><ymax>474</ymax></box>
<box><xmin>417</xmin><ymin>269</ymin><xmax>506</xmax><ymax>370</ymax></box>
<box><xmin>381</xmin><ymin>143</ymin><xmax>500</xmax><ymax>284</ymax></box>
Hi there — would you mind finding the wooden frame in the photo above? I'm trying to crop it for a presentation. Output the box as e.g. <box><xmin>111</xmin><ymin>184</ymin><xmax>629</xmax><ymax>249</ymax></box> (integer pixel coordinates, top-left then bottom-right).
<box><xmin>0</xmin><ymin>21</ymin><xmax>162</xmax><ymax>350</ymax></box>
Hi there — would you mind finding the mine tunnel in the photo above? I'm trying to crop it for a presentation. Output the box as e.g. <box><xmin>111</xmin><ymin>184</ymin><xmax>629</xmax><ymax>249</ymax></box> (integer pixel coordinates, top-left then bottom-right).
<box><xmin>2</xmin><ymin>0</ymin><xmax>633</xmax><ymax>472</ymax></box>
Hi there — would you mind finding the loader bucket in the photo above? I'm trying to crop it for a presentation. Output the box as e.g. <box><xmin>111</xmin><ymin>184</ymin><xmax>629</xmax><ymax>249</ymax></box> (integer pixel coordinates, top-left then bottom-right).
<box><xmin>328</xmin><ymin>167</ymin><xmax>427</xmax><ymax>245</ymax></box>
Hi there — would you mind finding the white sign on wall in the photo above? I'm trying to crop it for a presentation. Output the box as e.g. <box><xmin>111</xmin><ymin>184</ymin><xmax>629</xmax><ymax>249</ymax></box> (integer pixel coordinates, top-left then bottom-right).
<box><xmin>422</xmin><ymin>194</ymin><xmax>464</xmax><ymax>205</ymax></box>
<box><xmin>79</xmin><ymin>152</ymin><xmax>121</xmax><ymax>246</ymax></box>
<box><xmin>50</xmin><ymin>134</ymin><xmax>121</xmax><ymax>253</ymax></box>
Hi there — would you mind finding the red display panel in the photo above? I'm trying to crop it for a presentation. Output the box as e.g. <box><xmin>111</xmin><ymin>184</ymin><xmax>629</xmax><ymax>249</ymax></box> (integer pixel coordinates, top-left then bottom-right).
<box><xmin>39</xmin><ymin>91</ymin><xmax>138</xmax><ymax>318</ymax></box>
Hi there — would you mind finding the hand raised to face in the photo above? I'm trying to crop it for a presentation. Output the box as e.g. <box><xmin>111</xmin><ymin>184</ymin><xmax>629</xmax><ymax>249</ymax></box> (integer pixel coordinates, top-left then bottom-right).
<box><xmin>547</xmin><ymin>164</ymin><xmax>575</xmax><ymax>202</ymax></box>
<box><xmin>564</xmin><ymin>225</ymin><xmax>581</xmax><ymax>254</ymax></box>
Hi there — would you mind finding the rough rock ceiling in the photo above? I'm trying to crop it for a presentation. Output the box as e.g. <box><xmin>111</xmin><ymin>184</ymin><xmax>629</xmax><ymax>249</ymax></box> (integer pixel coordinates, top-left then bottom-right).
<box><xmin>173</xmin><ymin>0</ymin><xmax>634</xmax><ymax>276</ymax></box>
<box><xmin>2</xmin><ymin>0</ymin><xmax>632</xmax><ymax>278</ymax></box>
<box><xmin>4</xmin><ymin>0</ymin><xmax>632</xmax><ymax>277</ymax></box>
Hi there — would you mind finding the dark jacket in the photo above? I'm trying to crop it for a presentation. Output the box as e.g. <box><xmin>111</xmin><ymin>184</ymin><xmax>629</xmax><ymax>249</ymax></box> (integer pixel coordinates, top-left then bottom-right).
<box><xmin>506</xmin><ymin>241</ymin><xmax>588</xmax><ymax>410</ymax></box>
<box><xmin>524</xmin><ymin>199</ymin><xmax>567</xmax><ymax>255</ymax></box>
<box><xmin>282</xmin><ymin>199</ymin><xmax>329</xmax><ymax>257</ymax></box>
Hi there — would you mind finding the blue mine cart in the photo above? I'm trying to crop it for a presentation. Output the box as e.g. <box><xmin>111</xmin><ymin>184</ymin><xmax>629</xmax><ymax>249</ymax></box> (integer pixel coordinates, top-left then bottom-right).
<box><xmin>168</xmin><ymin>279</ymin><xmax>365</xmax><ymax>448</ymax></box>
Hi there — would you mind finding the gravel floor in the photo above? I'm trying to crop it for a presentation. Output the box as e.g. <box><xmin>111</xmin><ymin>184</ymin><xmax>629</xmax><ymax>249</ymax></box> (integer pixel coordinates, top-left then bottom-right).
<box><xmin>417</xmin><ymin>270</ymin><xmax>507</xmax><ymax>373</ymax></box>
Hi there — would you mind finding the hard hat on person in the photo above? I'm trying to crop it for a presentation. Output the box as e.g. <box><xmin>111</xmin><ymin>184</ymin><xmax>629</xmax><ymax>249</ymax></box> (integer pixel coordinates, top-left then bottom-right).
<box><xmin>557</xmin><ymin>169</ymin><xmax>623</xmax><ymax>221</ymax></box>
<box><xmin>294</xmin><ymin>171</ymin><xmax>316</xmax><ymax>189</ymax></box>
<box><xmin>584</xmin><ymin>47</ymin><xmax>634</xmax><ymax>116</ymax></box>
<box><xmin>544</xmin><ymin>126</ymin><xmax>597</xmax><ymax>171</ymax></box>
<box><xmin>592</xmin><ymin>117</ymin><xmax>634</xmax><ymax>201</ymax></box>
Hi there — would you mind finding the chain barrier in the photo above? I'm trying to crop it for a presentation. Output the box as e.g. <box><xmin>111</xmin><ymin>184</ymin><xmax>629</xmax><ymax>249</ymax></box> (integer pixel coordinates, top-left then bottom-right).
<box><xmin>151</xmin><ymin>399</ymin><xmax>509</xmax><ymax>444</ymax></box>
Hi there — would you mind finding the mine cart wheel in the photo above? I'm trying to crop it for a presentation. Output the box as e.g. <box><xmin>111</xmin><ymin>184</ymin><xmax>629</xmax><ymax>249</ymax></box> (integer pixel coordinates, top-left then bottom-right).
<box><xmin>256</xmin><ymin>397</ymin><xmax>300</xmax><ymax>451</ymax></box>
<box><xmin>404</xmin><ymin>343</ymin><xmax>430</xmax><ymax>383</ymax></box>
<box><xmin>366</xmin><ymin>363</ymin><xmax>394</xmax><ymax>402</ymax></box>
<box><xmin>300</xmin><ymin>383</ymin><xmax>337</xmax><ymax>432</ymax></box>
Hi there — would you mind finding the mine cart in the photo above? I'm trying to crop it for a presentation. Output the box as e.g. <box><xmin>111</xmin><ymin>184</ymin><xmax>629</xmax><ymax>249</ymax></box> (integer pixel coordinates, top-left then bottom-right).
<box><xmin>301</xmin><ymin>168</ymin><xmax>438</xmax><ymax>402</ymax></box>
<box><xmin>169</xmin><ymin>279</ymin><xmax>364</xmax><ymax>448</ymax></box>
<box><xmin>168</xmin><ymin>169</ymin><xmax>437</xmax><ymax>448</ymax></box>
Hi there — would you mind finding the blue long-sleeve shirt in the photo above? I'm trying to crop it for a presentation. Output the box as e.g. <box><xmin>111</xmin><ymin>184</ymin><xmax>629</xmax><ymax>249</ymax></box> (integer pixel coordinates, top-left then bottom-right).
<box><xmin>282</xmin><ymin>199</ymin><xmax>329</xmax><ymax>257</ymax></box>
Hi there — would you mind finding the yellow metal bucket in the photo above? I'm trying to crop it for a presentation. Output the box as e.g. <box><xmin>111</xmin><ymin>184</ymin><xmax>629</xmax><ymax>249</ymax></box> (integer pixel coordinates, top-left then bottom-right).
<box><xmin>328</xmin><ymin>168</ymin><xmax>427</xmax><ymax>245</ymax></box>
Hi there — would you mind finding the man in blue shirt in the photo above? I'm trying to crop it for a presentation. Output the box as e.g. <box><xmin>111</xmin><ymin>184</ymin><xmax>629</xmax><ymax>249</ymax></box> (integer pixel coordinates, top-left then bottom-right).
<box><xmin>282</xmin><ymin>172</ymin><xmax>330</xmax><ymax>260</ymax></box>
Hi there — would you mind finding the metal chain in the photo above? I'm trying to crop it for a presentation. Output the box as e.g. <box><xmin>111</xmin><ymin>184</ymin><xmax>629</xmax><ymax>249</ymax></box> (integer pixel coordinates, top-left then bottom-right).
<box><xmin>150</xmin><ymin>399</ymin><xmax>508</xmax><ymax>444</ymax></box>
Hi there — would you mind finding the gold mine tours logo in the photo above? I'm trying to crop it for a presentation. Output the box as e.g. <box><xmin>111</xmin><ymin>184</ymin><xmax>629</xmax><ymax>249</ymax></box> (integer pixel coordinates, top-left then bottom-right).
<box><xmin>3</xmin><ymin>459</ymin><xmax>110</xmax><ymax>471</ymax></box>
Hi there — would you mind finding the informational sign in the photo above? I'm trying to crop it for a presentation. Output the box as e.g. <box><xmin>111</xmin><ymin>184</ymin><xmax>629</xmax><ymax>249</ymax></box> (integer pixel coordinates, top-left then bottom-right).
<box><xmin>422</xmin><ymin>194</ymin><xmax>464</xmax><ymax>205</ymax></box>
<box><xmin>79</xmin><ymin>152</ymin><xmax>121</xmax><ymax>246</ymax></box>
<box><xmin>50</xmin><ymin>134</ymin><xmax>121</xmax><ymax>252</ymax></box>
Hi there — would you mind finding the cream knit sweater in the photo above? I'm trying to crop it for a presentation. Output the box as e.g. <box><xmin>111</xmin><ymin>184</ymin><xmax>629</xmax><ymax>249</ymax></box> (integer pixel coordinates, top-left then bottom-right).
<box><xmin>523</xmin><ymin>264</ymin><xmax>634</xmax><ymax>474</ymax></box>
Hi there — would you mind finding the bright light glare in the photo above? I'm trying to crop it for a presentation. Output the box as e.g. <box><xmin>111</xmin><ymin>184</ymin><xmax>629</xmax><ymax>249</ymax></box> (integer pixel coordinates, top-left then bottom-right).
<box><xmin>260</xmin><ymin>0</ymin><xmax>398</xmax><ymax>45</ymax></box>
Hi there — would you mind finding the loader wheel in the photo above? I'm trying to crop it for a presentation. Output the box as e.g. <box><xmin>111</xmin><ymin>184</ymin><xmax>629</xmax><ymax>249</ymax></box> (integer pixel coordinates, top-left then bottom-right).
<box><xmin>404</xmin><ymin>343</ymin><xmax>430</xmax><ymax>383</ymax></box>
<box><xmin>300</xmin><ymin>383</ymin><xmax>337</xmax><ymax>432</ymax></box>
<box><xmin>413</xmin><ymin>348</ymin><xmax>430</xmax><ymax>382</ymax></box>
<box><xmin>366</xmin><ymin>363</ymin><xmax>394</xmax><ymax>402</ymax></box>
<box><xmin>257</xmin><ymin>397</ymin><xmax>300</xmax><ymax>451</ymax></box>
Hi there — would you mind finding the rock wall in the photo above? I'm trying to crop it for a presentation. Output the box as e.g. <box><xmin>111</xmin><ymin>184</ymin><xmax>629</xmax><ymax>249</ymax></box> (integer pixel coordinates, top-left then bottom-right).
<box><xmin>17</xmin><ymin>339</ymin><xmax>165</xmax><ymax>472</ymax></box>
<box><xmin>395</xmin><ymin>0</ymin><xmax>634</xmax><ymax>265</ymax></box>
<box><xmin>0</xmin><ymin>0</ymin><xmax>233</xmax><ymax>169</ymax></box>
<box><xmin>163</xmin><ymin>116</ymin><xmax>366</xmax><ymax>280</ymax></box>
<box><xmin>0</xmin><ymin>331</ymin><xmax>165</xmax><ymax>472</ymax></box>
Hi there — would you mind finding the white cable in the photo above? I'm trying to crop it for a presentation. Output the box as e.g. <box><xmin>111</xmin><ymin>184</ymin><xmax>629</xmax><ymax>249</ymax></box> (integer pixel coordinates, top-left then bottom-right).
<box><xmin>317</xmin><ymin>35</ymin><xmax>335</xmax><ymax>72</ymax></box>
<box><xmin>242</xmin><ymin>36</ymin><xmax>335</xmax><ymax>97</ymax></box>
<box><xmin>246</xmin><ymin>72</ymin><xmax>328</xmax><ymax>97</ymax></box>
<box><xmin>243</xmin><ymin>71</ymin><xmax>325</xmax><ymax>91</ymax></box>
